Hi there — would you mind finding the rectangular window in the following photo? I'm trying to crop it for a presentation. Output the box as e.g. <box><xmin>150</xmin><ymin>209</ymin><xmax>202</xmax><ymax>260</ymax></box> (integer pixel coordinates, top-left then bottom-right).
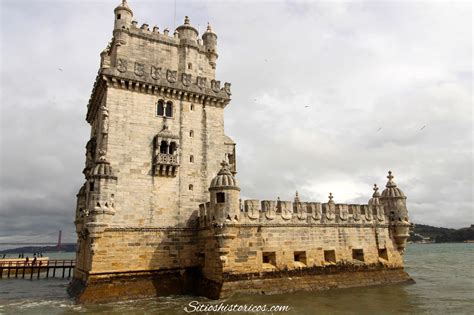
<box><xmin>294</xmin><ymin>251</ymin><xmax>307</xmax><ymax>265</ymax></box>
<box><xmin>378</xmin><ymin>248</ymin><xmax>389</xmax><ymax>261</ymax></box>
<box><xmin>352</xmin><ymin>249</ymin><xmax>365</xmax><ymax>262</ymax></box>
<box><xmin>216</xmin><ymin>192</ymin><xmax>225</xmax><ymax>203</ymax></box>
<box><xmin>324</xmin><ymin>250</ymin><xmax>336</xmax><ymax>264</ymax></box>
<box><xmin>262</xmin><ymin>252</ymin><xmax>276</xmax><ymax>266</ymax></box>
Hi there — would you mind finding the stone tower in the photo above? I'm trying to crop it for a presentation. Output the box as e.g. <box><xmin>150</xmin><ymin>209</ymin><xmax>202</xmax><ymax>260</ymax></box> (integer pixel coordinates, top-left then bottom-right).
<box><xmin>69</xmin><ymin>1</ymin><xmax>413</xmax><ymax>304</ymax></box>
<box><xmin>69</xmin><ymin>0</ymin><xmax>236</xmax><ymax>302</ymax></box>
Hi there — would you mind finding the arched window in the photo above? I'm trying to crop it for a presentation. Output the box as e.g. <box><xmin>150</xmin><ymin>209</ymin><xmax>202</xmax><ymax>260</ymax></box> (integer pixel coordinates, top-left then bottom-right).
<box><xmin>190</xmin><ymin>155</ymin><xmax>194</xmax><ymax>163</ymax></box>
<box><xmin>165</xmin><ymin>101</ymin><xmax>173</xmax><ymax>117</ymax></box>
<box><xmin>160</xmin><ymin>140</ymin><xmax>168</xmax><ymax>154</ymax></box>
<box><xmin>189</xmin><ymin>184</ymin><xmax>193</xmax><ymax>191</ymax></box>
<box><xmin>189</xmin><ymin>130</ymin><xmax>194</xmax><ymax>138</ymax></box>
<box><xmin>169</xmin><ymin>142</ymin><xmax>177</xmax><ymax>155</ymax></box>
<box><xmin>157</xmin><ymin>100</ymin><xmax>164</xmax><ymax>116</ymax></box>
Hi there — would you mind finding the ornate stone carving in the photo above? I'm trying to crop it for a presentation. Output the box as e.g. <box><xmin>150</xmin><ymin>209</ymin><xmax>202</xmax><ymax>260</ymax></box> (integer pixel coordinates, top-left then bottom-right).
<box><xmin>182</xmin><ymin>73</ymin><xmax>192</xmax><ymax>87</ymax></box>
<box><xmin>280</xmin><ymin>200</ymin><xmax>292</xmax><ymax>220</ymax></box>
<box><xmin>101</xmin><ymin>106</ymin><xmax>109</xmax><ymax>134</ymax></box>
<box><xmin>196</xmin><ymin>76</ymin><xmax>206</xmax><ymax>89</ymax></box>
<box><xmin>166</xmin><ymin>69</ymin><xmax>177</xmax><ymax>83</ymax></box>
<box><xmin>351</xmin><ymin>205</ymin><xmax>361</xmax><ymax>222</ymax></box>
<box><xmin>151</xmin><ymin>66</ymin><xmax>161</xmax><ymax>80</ymax></box>
<box><xmin>262</xmin><ymin>200</ymin><xmax>276</xmax><ymax>220</ymax></box>
<box><xmin>211</xmin><ymin>79</ymin><xmax>220</xmax><ymax>93</ymax></box>
<box><xmin>224</xmin><ymin>82</ymin><xmax>231</xmax><ymax>95</ymax></box>
<box><xmin>309</xmin><ymin>202</ymin><xmax>321</xmax><ymax>220</ymax></box>
<box><xmin>244</xmin><ymin>200</ymin><xmax>260</xmax><ymax>220</ymax></box>
<box><xmin>117</xmin><ymin>58</ymin><xmax>128</xmax><ymax>73</ymax></box>
<box><xmin>134</xmin><ymin>62</ymin><xmax>144</xmax><ymax>77</ymax></box>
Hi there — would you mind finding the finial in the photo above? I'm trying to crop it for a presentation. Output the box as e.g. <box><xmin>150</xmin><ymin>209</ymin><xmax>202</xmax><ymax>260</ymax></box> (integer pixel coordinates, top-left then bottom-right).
<box><xmin>372</xmin><ymin>184</ymin><xmax>380</xmax><ymax>198</ymax></box>
<box><xmin>387</xmin><ymin>171</ymin><xmax>394</xmax><ymax>181</ymax></box>
<box><xmin>277</xmin><ymin>196</ymin><xmax>281</xmax><ymax>202</ymax></box>
<box><xmin>184</xmin><ymin>16</ymin><xmax>190</xmax><ymax>25</ymax></box>
<box><xmin>385</xmin><ymin>170</ymin><xmax>397</xmax><ymax>188</ymax></box>
<box><xmin>220</xmin><ymin>160</ymin><xmax>229</xmax><ymax>169</ymax></box>
<box><xmin>206</xmin><ymin>23</ymin><xmax>212</xmax><ymax>32</ymax></box>
<box><xmin>328</xmin><ymin>192</ymin><xmax>333</xmax><ymax>201</ymax></box>
<box><xmin>122</xmin><ymin>0</ymin><xmax>127</xmax><ymax>5</ymax></box>
<box><xmin>294</xmin><ymin>191</ymin><xmax>300</xmax><ymax>203</ymax></box>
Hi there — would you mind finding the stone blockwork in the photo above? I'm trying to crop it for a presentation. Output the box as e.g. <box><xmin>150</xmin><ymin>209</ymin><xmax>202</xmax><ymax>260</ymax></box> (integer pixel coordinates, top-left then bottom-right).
<box><xmin>69</xmin><ymin>1</ymin><xmax>413</xmax><ymax>304</ymax></box>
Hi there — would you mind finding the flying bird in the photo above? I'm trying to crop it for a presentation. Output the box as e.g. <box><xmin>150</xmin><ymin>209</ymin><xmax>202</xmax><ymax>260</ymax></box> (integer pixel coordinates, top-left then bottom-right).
<box><xmin>420</xmin><ymin>125</ymin><xmax>426</xmax><ymax>130</ymax></box>
<box><xmin>377</xmin><ymin>127</ymin><xmax>382</xmax><ymax>132</ymax></box>
<box><xmin>58</xmin><ymin>68</ymin><xmax>63</xmax><ymax>72</ymax></box>
<box><xmin>304</xmin><ymin>105</ymin><xmax>310</xmax><ymax>108</ymax></box>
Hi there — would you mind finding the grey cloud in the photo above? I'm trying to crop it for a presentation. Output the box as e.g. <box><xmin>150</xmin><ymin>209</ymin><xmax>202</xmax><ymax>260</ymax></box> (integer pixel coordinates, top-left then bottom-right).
<box><xmin>0</xmin><ymin>0</ymin><xmax>471</xmax><ymax>245</ymax></box>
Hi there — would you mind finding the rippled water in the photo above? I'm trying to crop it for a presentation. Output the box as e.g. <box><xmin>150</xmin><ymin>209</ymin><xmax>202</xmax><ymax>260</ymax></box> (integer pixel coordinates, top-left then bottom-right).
<box><xmin>0</xmin><ymin>243</ymin><xmax>473</xmax><ymax>314</ymax></box>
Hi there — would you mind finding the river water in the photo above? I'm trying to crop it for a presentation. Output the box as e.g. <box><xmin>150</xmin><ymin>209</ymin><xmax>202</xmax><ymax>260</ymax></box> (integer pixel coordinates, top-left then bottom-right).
<box><xmin>0</xmin><ymin>243</ymin><xmax>473</xmax><ymax>314</ymax></box>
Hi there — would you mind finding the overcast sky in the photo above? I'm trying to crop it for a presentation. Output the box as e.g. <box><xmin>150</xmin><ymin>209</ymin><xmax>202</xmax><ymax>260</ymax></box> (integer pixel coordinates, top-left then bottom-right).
<box><xmin>0</xmin><ymin>0</ymin><xmax>472</xmax><ymax>244</ymax></box>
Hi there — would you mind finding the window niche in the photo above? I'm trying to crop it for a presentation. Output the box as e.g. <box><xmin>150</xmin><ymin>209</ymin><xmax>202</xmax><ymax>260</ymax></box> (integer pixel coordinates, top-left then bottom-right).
<box><xmin>152</xmin><ymin>126</ymin><xmax>180</xmax><ymax>177</ymax></box>
<box><xmin>216</xmin><ymin>192</ymin><xmax>225</xmax><ymax>203</ymax></box>
<box><xmin>352</xmin><ymin>249</ymin><xmax>365</xmax><ymax>262</ymax></box>
<box><xmin>324</xmin><ymin>250</ymin><xmax>336</xmax><ymax>264</ymax></box>
<box><xmin>262</xmin><ymin>252</ymin><xmax>276</xmax><ymax>266</ymax></box>
<box><xmin>156</xmin><ymin>99</ymin><xmax>173</xmax><ymax>118</ymax></box>
<box><xmin>378</xmin><ymin>248</ymin><xmax>389</xmax><ymax>261</ymax></box>
<box><xmin>294</xmin><ymin>251</ymin><xmax>307</xmax><ymax>265</ymax></box>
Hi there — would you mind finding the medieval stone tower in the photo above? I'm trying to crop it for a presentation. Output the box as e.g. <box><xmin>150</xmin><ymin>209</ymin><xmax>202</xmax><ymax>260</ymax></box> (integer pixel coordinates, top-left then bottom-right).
<box><xmin>69</xmin><ymin>1</ymin><xmax>413</xmax><ymax>303</ymax></box>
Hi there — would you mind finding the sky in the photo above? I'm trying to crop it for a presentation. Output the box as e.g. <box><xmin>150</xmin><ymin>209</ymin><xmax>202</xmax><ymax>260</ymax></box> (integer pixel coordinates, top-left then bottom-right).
<box><xmin>0</xmin><ymin>0</ymin><xmax>472</xmax><ymax>244</ymax></box>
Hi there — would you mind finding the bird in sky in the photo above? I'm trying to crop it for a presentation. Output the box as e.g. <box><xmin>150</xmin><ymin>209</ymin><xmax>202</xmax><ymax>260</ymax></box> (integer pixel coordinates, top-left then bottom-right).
<box><xmin>377</xmin><ymin>127</ymin><xmax>382</xmax><ymax>132</ymax></box>
<box><xmin>58</xmin><ymin>68</ymin><xmax>63</xmax><ymax>72</ymax></box>
<box><xmin>420</xmin><ymin>125</ymin><xmax>426</xmax><ymax>130</ymax></box>
<box><xmin>304</xmin><ymin>105</ymin><xmax>309</xmax><ymax>108</ymax></box>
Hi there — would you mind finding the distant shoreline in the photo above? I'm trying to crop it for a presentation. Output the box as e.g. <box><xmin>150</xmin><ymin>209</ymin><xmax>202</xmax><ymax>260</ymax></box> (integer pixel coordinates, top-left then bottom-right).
<box><xmin>0</xmin><ymin>243</ymin><xmax>76</xmax><ymax>254</ymax></box>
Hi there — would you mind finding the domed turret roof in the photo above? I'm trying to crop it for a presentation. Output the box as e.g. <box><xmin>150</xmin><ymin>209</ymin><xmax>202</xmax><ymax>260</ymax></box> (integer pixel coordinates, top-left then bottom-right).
<box><xmin>381</xmin><ymin>171</ymin><xmax>405</xmax><ymax>198</ymax></box>
<box><xmin>209</xmin><ymin>161</ymin><xmax>239</xmax><ymax>190</ymax></box>
<box><xmin>114</xmin><ymin>0</ymin><xmax>133</xmax><ymax>14</ymax></box>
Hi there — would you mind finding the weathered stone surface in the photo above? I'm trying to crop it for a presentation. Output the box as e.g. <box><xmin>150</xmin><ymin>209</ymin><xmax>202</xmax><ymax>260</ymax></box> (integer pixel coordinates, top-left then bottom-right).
<box><xmin>70</xmin><ymin>1</ymin><xmax>413</xmax><ymax>304</ymax></box>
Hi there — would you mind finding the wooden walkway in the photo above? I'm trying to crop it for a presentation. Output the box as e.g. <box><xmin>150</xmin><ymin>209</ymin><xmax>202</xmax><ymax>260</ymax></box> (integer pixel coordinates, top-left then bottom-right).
<box><xmin>0</xmin><ymin>259</ymin><xmax>75</xmax><ymax>279</ymax></box>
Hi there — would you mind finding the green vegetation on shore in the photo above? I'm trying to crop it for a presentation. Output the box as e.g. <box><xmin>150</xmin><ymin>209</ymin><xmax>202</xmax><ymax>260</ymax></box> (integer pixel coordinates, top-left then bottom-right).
<box><xmin>409</xmin><ymin>224</ymin><xmax>474</xmax><ymax>243</ymax></box>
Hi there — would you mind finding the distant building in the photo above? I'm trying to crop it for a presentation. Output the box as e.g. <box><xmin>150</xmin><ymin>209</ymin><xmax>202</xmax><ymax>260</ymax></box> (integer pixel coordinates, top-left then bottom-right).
<box><xmin>68</xmin><ymin>0</ymin><xmax>413</xmax><ymax>303</ymax></box>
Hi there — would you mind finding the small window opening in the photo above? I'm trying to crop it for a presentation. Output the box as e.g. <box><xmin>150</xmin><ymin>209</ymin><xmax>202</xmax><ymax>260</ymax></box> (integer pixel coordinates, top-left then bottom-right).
<box><xmin>165</xmin><ymin>101</ymin><xmax>173</xmax><ymax>117</ymax></box>
<box><xmin>189</xmin><ymin>130</ymin><xmax>194</xmax><ymax>138</ymax></box>
<box><xmin>352</xmin><ymin>249</ymin><xmax>365</xmax><ymax>262</ymax></box>
<box><xmin>117</xmin><ymin>14</ymin><xmax>121</xmax><ymax>20</ymax></box>
<box><xmin>228</xmin><ymin>154</ymin><xmax>234</xmax><ymax>164</ymax></box>
<box><xmin>89</xmin><ymin>181</ymin><xmax>94</xmax><ymax>192</ymax></box>
<box><xmin>157</xmin><ymin>100</ymin><xmax>164</xmax><ymax>116</ymax></box>
<box><xmin>294</xmin><ymin>251</ymin><xmax>307</xmax><ymax>265</ymax></box>
<box><xmin>160</xmin><ymin>140</ymin><xmax>169</xmax><ymax>154</ymax></box>
<box><xmin>188</xmin><ymin>63</ymin><xmax>192</xmax><ymax>70</ymax></box>
<box><xmin>262</xmin><ymin>252</ymin><xmax>276</xmax><ymax>266</ymax></box>
<box><xmin>189</xmin><ymin>184</ymin><xmax>193</xmax><ymax>191</ymax></box>
<box><xmin>190</xmin><ymin>104</ymin><xmax>195</xmax><ymax>111</ymax></box>
<box><xmin>169</xmin><ymin>142</ymin><xmax>177</xmax><ymax>155</ymax></box>
<box><xmin>324</xmin><ymin>250</ymin><xmax>336</xmax><ymax>264</ymax></box>
<box><xmin>378</xmin><ymin>248</ymin><xmax>389</xmax><ymax>261</ymax></box>
<box><xmin>216</xmin><ymin>192</ymin><xmax>225</xmax><ymax>203</ymax></box>
<box><xmin>190</xmin><ymin>155</ymin><xmax>194</xmax><ymax>163</ymax></box>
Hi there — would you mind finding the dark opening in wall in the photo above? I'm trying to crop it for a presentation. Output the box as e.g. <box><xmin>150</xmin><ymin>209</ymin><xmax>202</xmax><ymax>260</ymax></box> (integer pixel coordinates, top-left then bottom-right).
<box><xmin>190</xmin><ymin>155</ymin><xmax>194</xmax><ymax>163</ymax></box>
<box><xmin>117</xmin><ymin>14</ymin><xmax>121</xmax><ymax>20</ymax></box>
<box><xmin>262</xmin><ymin>252</ymin><xmax>276</xmax><ymax>266</ymax></box>
<box><xmin>324</xmin><ymin>250</ymin><xmax>336</xmax><ymax>264</ymax></box>
<box><xmin>165</xmin><ymin>101</ymin><xmax>173</xmax><ymax>117</ymax></box>
<box><xmin>378</xmin><ymin>248</ymin><xmax>389</xmax><ymax>261</ymax></box>
<box><xmin>294</xmin><ymin>251</ymin><xmax>307</xmax><ymax>265</ymax></box>
<box><xmin>189</xmin><ymin>184</ymin><xmax>193</xmax><ymax>191</ymax></box>
<box><xmin>216</xmin><ymin>192</ymin><xmax>225</xmax><ymax>203</ymax></box>
<box><xmin>157</xmin><ymin>100</ymin><xmax>164</xmax><ymax>116</ymax></box>
<box><xmin>89</xmin><ymin>181</ymin><xmax>94</xmax><ymax>192</ymax></box>
<box><xmin>352</xmin><ymin>249</ymin><xmax>365</xmax><ymax>262</ymax></box>
<box><xmin>190</xmin><ymin>104</ymin><xmax>195</xmax><ymax>111</ymax></box>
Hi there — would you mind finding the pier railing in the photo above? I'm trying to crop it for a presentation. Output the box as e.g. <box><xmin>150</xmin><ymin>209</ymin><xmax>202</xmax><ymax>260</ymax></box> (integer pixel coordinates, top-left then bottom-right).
<box><xmin>0</xmin><ymin>259</ymin><xmax>75</xmax><ymax>279</ymax></box>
